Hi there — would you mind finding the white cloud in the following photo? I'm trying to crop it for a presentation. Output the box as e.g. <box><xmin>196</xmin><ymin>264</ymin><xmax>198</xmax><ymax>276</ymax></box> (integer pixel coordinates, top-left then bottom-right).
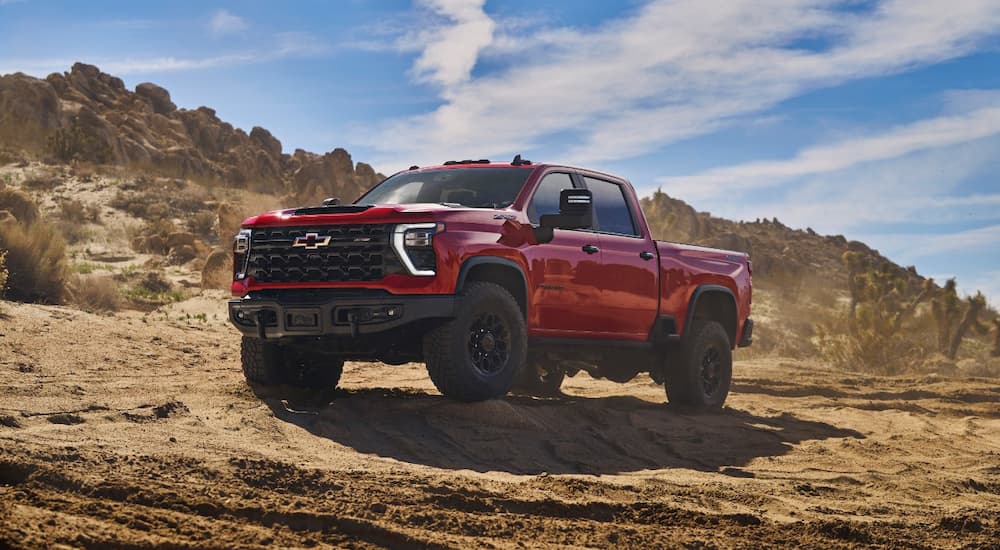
<box><xmin>876</xmin><ymin>225</ymin><xmax>1000</xmax><ymax>261</ymax></box>
<box><xmin>408</xmin><ymin>0</ymin><xmax>496</xmax><ymax>87</ymax></box>
<box><xmin>659</xmin><ymin>105</ymin><xmax>1000</xmax><ymax>201</ymax></box>
<box><xmin>208</xmin><ymin>9</ymin><xmax>248</xmax><ymax>37</ymax></box>
<box><xmin>0</xmin><ymin>32</ymin><xmax>332</xmax><ymax>77</ymax></box>
<box><xmin>364</xmin><ymin>0</ymin><xmax>1000</xmax><ymax>169</ymax></box>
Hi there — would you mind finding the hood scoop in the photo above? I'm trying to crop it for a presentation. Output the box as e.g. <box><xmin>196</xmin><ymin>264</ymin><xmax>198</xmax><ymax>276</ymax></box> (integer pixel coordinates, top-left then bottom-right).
<box><xmin>292</xmin><ymin>204</ymin><xmax>374</xmax><ymax>216</ymax></box>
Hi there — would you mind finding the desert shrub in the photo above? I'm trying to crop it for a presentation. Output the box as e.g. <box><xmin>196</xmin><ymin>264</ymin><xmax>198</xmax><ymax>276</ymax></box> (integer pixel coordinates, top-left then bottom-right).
<box><xmin>992</xmin><ymin>318</ymin><xmax>1000</xmax><ymax>358</ymax></box>
<box><xmin>121</xmin><ymin>270</ymin><xmax>185</xmax><ymax>308</ymax></box>
<box><xmin>187</xmin><ymin>211</ymin><xmax>216</xmax><ymax>241</ymax></box>
<box><xmin>0</xmin><ymin>187</ymin><xmax>40</xmax><ymax>225</ymax></box>
<box><xmin>110</xmin><ymin>179</ymin><xmax>211</xmax><ymax>221</ymax></box>
<box><xmin>0</xmin><ymin>214</ymin><xmax>68</xmax><ymax>303</ymax></box>
<box><xmin>55</xmin><ymin>220</ymin><xmax>93</xmax><ymax>244</ymax></box>
<box><xmin>59</xmin><ymin>198</ymin><xmax>87</xmax><ymax>223</ymax></box>
<box><xmin>816</xmin><ymin>252</ymin><xmax>932</xmax><ymax>374</ymax></box>
<box><xmin>0</xmin><ymin>250</ymin><xmax>8</xmax><ymax>298</ymax></box>
<box><xmin>67</xmin><ymin>273</ymin><xmax>120</xmax><ymax>312</ymax></box>
<box><xmin>21</xmin><ymin>173</ymin><xmax>62</xmax><ymax>191</ymax></box>
<box><xmin>70</xmin><ymin>162</ymin><xmax>96</xmax><ymax>182</ymax></box>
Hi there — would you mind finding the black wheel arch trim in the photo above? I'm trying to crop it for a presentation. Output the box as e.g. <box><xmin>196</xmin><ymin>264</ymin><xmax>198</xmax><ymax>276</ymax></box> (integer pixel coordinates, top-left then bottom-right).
<box><xmin>683</xmin><ymin>284</ymin><xmax>739</xmax><ymax>348</ymax></box>
<box><xmin>455</xmin><ymin>256</ymin><xmax>529</xmax><ymax>315</ymax></box>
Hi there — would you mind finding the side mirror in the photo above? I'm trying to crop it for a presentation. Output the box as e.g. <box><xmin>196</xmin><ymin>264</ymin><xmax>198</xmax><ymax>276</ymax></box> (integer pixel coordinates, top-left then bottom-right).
<box><xmin>533</xmin><ymin>189</ymin><xmax>593</xmax><ymax>244</ymax></box>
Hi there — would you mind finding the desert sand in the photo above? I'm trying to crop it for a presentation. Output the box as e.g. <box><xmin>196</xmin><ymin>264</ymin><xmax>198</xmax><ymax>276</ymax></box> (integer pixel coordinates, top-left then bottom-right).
<box><xmin>1</xmin><ymin>296</ymin><xmax>998</xmax><ymax>548</ymax></box>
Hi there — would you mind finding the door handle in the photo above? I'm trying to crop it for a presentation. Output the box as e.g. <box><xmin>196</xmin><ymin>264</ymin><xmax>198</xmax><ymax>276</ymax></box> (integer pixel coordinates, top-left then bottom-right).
<box><xmin>582</xmin><ymin>244</ymin><xmax>600</xmax><ymax>254</ymax></box>
<box><xmin>640</xmin><ymin>251</ymin><xmax>655</xmax><ymax>260</ymax></box>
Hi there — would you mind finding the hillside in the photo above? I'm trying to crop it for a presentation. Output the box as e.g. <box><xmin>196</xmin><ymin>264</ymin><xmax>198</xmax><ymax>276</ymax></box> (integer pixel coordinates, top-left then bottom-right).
<box><xmin>0</xmin><ymin>63</ymin><xmax>381</xmax><ymax>206</ymax></box>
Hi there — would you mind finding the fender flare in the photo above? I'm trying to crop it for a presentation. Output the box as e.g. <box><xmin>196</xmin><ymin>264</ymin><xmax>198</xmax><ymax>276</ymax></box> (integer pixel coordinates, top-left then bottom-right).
<box><xmin>683</xmin><ymin>284</ymin><xmax>738</xmax><ymax>347</ymax></box>
<box><xmin>455</xmin><ymin>257</ymin><xmax>530</xmax><ymax>320</ymax></box>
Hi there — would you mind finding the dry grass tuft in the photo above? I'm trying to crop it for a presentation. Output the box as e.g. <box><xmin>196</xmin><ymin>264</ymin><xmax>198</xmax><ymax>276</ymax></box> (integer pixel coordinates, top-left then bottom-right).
<box><xmin>0</xmin><ymin>187</ymin><xmax>40</xmax><ymax>225</ymax></box>
<box><xmin>187</xmin><ymin>211</ymin><xmax>217</xmax><ymax>241</ymax></box>
<box><xmin>0</xmin><ymin>214</ymin><xmax>68</xmax><ymax>304</ymax></box>
<box><xmin>21</xmin><ymin>173</ymin><xmax>62</xmax><ymax>191</ymax></box>
<box><xmin>67</xmin><ymin>273</ymin><xmax>120</xmax><ymax>312</ymax></box>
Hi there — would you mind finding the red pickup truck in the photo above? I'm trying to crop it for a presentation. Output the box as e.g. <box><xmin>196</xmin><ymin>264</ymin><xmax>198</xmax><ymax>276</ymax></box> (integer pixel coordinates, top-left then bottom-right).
<box><xmin>229</xmin><ymin>157</ymin><xmax>752</xmax><ymax>409</ymax></box>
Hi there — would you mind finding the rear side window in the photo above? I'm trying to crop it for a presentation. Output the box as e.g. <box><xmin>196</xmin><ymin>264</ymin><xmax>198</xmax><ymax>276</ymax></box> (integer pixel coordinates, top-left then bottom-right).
<box><xmin>527</xmin><ymin>172</ymin><xmax>575</xmax><ymax>224</ymax></box>
<box><xmin>584</xmin><ymin>177</ymin><xmax>639</xmax><ymax>236</ymax></box>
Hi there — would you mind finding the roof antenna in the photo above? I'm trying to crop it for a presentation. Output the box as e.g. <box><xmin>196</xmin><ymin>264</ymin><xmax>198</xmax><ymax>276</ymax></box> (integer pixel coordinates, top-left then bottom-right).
<box><xmin>511</xmin><ymin>154</ymin><xmax>531</xmax><ymax>166</ymax></box>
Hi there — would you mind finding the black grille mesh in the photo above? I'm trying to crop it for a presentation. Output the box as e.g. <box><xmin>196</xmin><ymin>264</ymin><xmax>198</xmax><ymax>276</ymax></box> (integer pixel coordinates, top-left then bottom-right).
<box><xmin>247</xmin><ymin>225</ymin><xmax>390</xmax><ymax>283</ymax></box>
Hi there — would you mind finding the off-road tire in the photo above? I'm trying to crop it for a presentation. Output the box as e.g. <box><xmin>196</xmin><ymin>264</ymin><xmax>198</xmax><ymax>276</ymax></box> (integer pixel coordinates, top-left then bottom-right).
<box><xmin>241</xmin><ymin>337</ymin><xmax>285</xmax><ymax>386</ymax></box>
<box><xmin>423</xmin><ymin>282</ymin><xmax>526</xmax><ymax>402</ymax></box>
<box><xmin>285</xmin><ymin>347</ymin><xmax>344</xmax><ymax>390</ymax></box>
<box><xmin>664</xmin><ymin>321</ymin><xmax>732</xmax><ymax>410</ymax></box>
<box><xmin>513</xmin><ymin>361</ymin><xmax>565</xmax><ymax>397</ymax></box>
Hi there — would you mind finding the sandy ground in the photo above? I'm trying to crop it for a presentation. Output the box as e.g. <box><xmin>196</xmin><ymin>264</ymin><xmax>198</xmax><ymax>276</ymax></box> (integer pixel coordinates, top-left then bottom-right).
<box><xmin>1</xmin><ymin>298</ymin><xmax>999</xmax><ymax>549</ymax></box>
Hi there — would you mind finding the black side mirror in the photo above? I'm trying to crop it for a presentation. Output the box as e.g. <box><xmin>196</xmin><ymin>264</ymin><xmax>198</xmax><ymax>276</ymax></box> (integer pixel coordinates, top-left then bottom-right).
<box><xmin>534</xmin><ymin>189</ymin><xmax>593</xmax><ymax>244</ymax></box>
<box><xmin>540</xmin><ymin>189</ymin><xmax>592</xmax><ymax>230</ymax></box>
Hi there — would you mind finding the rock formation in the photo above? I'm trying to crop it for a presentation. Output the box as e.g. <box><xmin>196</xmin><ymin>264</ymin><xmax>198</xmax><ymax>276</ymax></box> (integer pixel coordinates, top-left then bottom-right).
<box><xmin>0</xmin><ymin>63</ymin><xmax>384</xmax><ymax>203</ymax></box>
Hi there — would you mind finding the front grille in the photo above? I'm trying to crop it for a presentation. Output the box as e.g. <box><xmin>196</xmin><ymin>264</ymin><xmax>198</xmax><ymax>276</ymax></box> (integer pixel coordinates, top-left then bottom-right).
<box><xmin>247</xmin><ymin>225</ymin><xmax>391</xmax><ymax>283</ymax></box>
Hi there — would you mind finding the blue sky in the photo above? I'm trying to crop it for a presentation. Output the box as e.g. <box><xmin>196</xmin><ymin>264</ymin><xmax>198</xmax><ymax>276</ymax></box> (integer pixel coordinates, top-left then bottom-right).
<box><xmin>2</xmin><ymin>0</ymin><xmax>999</xmax><ymax>304</ymax></box>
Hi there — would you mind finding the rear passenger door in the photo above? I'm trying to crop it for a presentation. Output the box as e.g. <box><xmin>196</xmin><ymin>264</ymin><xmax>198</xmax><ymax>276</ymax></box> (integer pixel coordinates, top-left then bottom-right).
<box><xmin>582</xmin><ymin>176</ymin><xmax>659</xmax><ymax>339</ymax></box>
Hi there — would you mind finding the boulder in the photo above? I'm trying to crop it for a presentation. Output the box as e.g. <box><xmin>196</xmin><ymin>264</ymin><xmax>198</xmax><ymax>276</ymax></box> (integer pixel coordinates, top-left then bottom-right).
<box><xmin>167</xmin><ymin>244</ymin><xmax>196</xmax><ymax>265</ymax></box>
<box><xmin>135</xmin><ymin>82</ymin><xmax>176</xmax><ymax>115</ymax></box>
<box><xmin>144</xmin><ymin>234</ymin><xmax>167</xmax><ymax>255</ymax></box>
<box><xmin>201</xmin><ymin>248</ymin><xmax>232</xmax><ymax>290</ymax></box>
<box><xmin>165</xmin><ymin>231</ymin><xmax>196</xmax><ymax>249</ymax></box>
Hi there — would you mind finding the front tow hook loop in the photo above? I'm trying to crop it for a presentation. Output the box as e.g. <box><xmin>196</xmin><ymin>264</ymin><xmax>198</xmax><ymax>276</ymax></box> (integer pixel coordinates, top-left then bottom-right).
<box><xmin>347</xmin><ymin>311</ymin><xmax>360</xmax><ymax>338</ymax></box>
<box><xmin>256</xmin><ymin>311</ymin><xmax>267</xmax><ymax>340</ymax></box>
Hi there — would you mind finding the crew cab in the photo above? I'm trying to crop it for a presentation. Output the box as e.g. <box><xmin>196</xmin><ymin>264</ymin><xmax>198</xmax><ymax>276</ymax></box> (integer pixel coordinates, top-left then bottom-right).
<box><xmin>229</xmin><ymin>156</ymin><xmax>752</xmax><ymax>408</ymax></box>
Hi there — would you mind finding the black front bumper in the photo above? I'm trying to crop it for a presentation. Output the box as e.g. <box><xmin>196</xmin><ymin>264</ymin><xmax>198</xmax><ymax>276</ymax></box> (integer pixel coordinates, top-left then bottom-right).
<box><xmin>229</xmin><ymin>290</ymin><xmax>456</xmax><ymax>339</ymax></box>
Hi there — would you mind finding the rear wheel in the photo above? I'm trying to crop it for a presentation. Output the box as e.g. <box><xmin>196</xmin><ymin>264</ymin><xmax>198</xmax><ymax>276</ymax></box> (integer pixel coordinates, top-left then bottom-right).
<box><xmin>664</xmin><ymin>321</ymin><xmax>732</xmax><ymax>410</ymax></box>
<box><xmin>423</xmin><ymin>282</ymin><xmax>526</xmax><ymax>401</ymax></box>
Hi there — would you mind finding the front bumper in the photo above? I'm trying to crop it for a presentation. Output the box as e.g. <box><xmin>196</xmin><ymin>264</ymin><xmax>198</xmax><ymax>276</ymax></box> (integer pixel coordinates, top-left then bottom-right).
<box><xmin>229</xmin><ymin>290</ymin><xmax>456</xmax><ymax>339</ymax></box>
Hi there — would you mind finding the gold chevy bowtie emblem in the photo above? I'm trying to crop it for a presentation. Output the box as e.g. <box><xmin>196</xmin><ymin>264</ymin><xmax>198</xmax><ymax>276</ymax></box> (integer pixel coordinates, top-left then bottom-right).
<box><xmin>292</xmin><ymin>233</ymin><xmax>332</xmax><ymax>249</ymax></box>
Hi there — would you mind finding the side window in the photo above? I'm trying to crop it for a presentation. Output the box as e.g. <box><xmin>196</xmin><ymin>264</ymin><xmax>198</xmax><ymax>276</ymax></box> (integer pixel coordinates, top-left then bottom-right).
<box><xmin>527</xmin><ymin>172</ymin><xmax>575</xmax><ymax>224</ymax></box>
<box><xmin>584</xmin><ymin>177</ymin><xmax>639</xmax><ymax>236</ymax></box>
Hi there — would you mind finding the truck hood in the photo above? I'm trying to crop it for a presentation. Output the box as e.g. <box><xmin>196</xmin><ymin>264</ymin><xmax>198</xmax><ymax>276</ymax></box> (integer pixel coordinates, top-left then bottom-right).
<box><xmin>242</xmin><ymin>203</ymin><xmax>487</xmax><ymax>227</ymax></box>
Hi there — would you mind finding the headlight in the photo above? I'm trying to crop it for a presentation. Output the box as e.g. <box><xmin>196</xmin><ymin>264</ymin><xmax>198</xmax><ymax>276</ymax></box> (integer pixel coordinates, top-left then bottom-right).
<box><xmin>393</xmin><ymin>222</ymin><xmax>444</xmax><ymax>276</ymax></box>
<box><xmin>233</xmin><ymin>229</ymin><xmax>252</xmax><ymax>279</ymax></box>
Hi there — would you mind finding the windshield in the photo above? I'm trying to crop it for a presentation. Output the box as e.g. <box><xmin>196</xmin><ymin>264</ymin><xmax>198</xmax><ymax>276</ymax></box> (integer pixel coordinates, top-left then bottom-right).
<box><xmin>357</xmin><ymin>167</ymin><xmax>531</xmax><ymax>208</ymax></box>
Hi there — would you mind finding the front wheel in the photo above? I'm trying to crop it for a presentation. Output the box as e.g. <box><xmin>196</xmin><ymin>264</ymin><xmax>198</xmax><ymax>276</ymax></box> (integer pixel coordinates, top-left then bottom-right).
<box><xmin>240</xmin><ymin>337</ymin><xmax>343</xmax><ymax>390</ymax></box>
<box><xmin>284</xmin><ymin>346</ymin><xmax>344</xmax><ymax>391</ymax></box>
<box><xmin>664</xmin><ymin>321</ymin><xmax>732</xmax><ymax>410</ymax></box>
<box><xmin>423</xmin><ymin>282</ymin><xmax>526</xmax><ymax>402</ymax></box>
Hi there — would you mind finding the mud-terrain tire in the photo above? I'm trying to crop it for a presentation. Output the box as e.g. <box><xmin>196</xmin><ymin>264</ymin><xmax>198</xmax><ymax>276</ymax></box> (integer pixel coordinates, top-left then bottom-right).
<box><xmin>241</xmin><ymin>337</ymin><xmax>285</xmax><ymax>386</ymax></box>
<box><xmin>513</xmin><ymin>361</ymin><xmax>565</xmax><ymax>397</ymax></box>
<box><xmin>423</xmin><ymin>282</ymin><xmax>526</xmax><ymax>402</ymax></box>
<box><xmin>664</xmin><ymin>321</ymin><xmax>732</xmax><ymax>410</ymax></box>
<box><xmin>285</xmin><ymin>347</ymin><xmax>344</xmax><ymax>390</ymax></box>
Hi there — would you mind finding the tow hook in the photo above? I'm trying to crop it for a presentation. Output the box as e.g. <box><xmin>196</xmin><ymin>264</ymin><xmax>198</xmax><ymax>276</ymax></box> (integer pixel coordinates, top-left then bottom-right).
<box><xmin>256</xmin><ymin>311</ymin><xmax>267</xmax><ymax>340</ymax></box>
<box><xmin>347</xmin><ymin>311</ymin><xmax>360</xmax><ymax>338</ymax></box>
